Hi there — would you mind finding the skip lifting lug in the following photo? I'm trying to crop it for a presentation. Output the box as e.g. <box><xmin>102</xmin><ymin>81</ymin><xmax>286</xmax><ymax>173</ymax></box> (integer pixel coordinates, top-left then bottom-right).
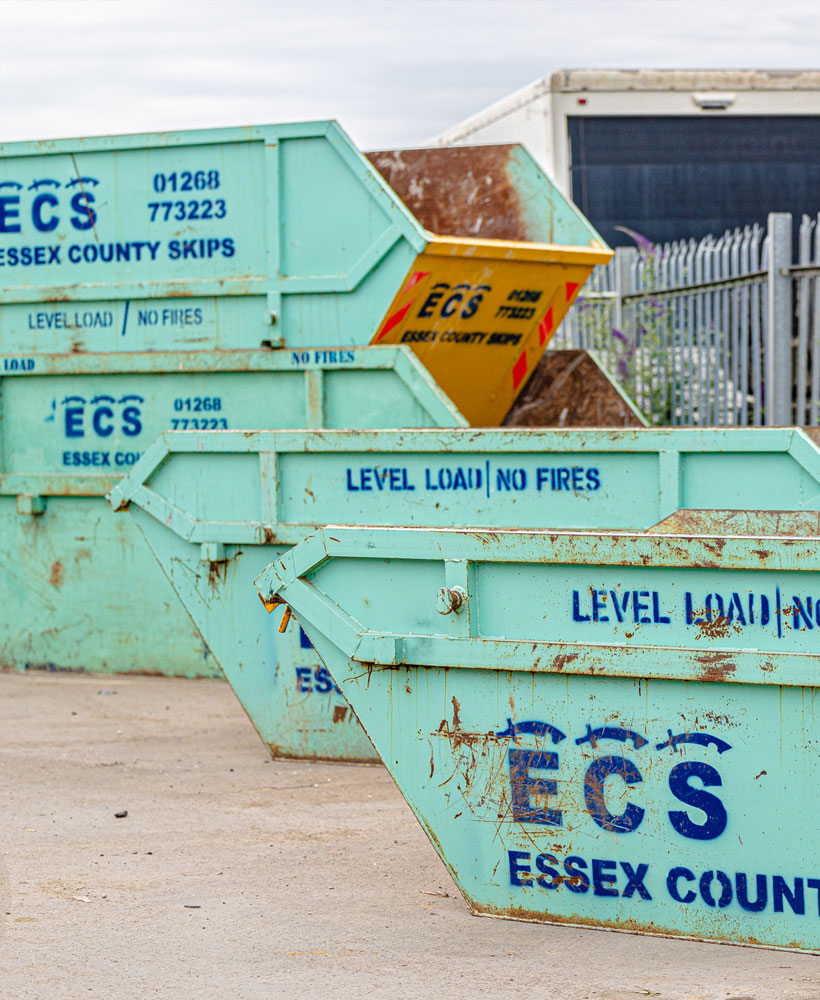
<box><xmin>436</xmin><ymin>586</ymin><xmax>467</xmax><ymax>615</ymax></box>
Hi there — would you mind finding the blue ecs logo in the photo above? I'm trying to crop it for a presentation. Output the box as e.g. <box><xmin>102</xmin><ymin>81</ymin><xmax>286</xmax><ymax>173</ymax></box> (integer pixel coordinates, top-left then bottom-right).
<box><xmin>501</xmin><ymin>718</ymin><xmax>732</xmax><ymax>841</ymax></box>
<box><xmin>47</xmin><ymin>393</ymin><xmax>143</xmax><ymax>439</ymax></box>
<box><xmin>0</xmin><ymin>176</ymin><xmax>98</xmax><ymax>234</ymax></box>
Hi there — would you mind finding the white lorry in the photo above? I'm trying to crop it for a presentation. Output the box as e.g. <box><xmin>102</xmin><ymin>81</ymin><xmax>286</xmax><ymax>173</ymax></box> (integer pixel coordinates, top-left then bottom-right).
<box><xmin>431</xmin><ymin>69</ymin><xmax>820</xmax><ymax>245</ymax></box>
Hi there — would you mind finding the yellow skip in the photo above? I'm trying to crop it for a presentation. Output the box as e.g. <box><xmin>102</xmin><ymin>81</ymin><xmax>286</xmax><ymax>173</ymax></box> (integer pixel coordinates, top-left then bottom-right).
<box><xmin>371</xmin><ymin>238</ymin><xmax>612</xmax><ymax>426</ymax></box>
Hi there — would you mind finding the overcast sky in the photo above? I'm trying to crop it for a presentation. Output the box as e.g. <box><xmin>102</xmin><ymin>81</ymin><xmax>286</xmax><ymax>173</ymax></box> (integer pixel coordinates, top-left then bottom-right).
<box><xmin>2</xmin><ymin>0</ymin><xmax>818</xmax><ymax>149</ymax></box>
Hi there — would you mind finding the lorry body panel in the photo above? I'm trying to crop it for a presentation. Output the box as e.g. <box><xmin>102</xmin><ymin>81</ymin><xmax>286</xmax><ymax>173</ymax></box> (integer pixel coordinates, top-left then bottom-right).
<box><xmin>430</xmin><ymin>69</ymin><xmax>820</xmax><ymax>244</ymax></box>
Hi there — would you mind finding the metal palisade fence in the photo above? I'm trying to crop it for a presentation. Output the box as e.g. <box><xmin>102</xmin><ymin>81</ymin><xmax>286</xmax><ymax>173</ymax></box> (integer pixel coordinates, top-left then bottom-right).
<box><xmin>555</xmin><ymin>212</ymin><xmax>819</xmax><ymax>427</ymax></box>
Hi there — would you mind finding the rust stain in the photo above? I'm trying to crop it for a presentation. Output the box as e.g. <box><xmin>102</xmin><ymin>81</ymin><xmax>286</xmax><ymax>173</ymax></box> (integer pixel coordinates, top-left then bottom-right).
<box><xmin>331</xmin><ymin>705</ymin><xmax>348</xmax><ymax>724</ymax></box>
<box><xmin>451</xmin><ymin>695</ymin><xmax>461</xmax><ymax>731</ymax></box>
<box><xmin>366</xmin><ymin>145</ymin><xmax>533</xmax><ymax>241</ymax></box>
<box><xmin>651</xmin><ymin>508</ymin><xmax>820</xmax><ymax>539</ymax></box>
<box><xmin>693</xmin><ymin>614</ymin><xmax>735</xmax><ymax>639</ymax></box>
<box><xmin>551</xmin><ymin>653</ymin><xmax>578</xmax><ymax>673</ymax></box>
<box><xmin>48</xmin><ymin>560</ymin><xmax>64</xmax><ymax>588</ymax></box>
<box><xmin>470</xmin><ymin>897</ymin><xmax>802</xmax><ymax>950</ymax></box>
<box><xmin>264</xmin><ymin>740</ymin><xmax>378</xmax><ymax>766</ymax></box>
<box><xmin>702</xmin><ymin>711</ymin><xmax>730</xmax><ymax>726</ymax></box>
<box><xmin>696</xmin><ymin>654</ymin><xmax>737</xmax><ymax>683</ymax></box>
<box><xmin>207</xmin><ymin>560</ymin><xmax>227</xmax><ymax>587</ymax></box>
<box><xmin>447</xmin><ymin>695</ymin><xmax>469</xmax><ymax>749</ymax></box>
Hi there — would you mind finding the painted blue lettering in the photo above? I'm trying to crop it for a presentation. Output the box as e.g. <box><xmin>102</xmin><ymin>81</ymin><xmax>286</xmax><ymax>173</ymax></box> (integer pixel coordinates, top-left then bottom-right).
<box><xmin>69</xmin><ymin>191</ymin><xmax>96</xmax><ymax>230</ymax></box>
<box><xmin>684</xmin><ymin>592</ymin><xmax>705</xmax><ymax>625</ymax></box>
<box><xmin>508</xmin><ymin>850</ymin><xmax>532</xmax><ymax>887</ymax></box>
<box><xmin>572</xmin><ymin>590</ymin><xmax>591</xmax><ymax>623</ymax></box>
<box><xmin>591</xmin><ymin>590</ymin><xmax>609</xmax><ymax>622</ymax></box>
<box><xmin>735</xmin><ymin>873</ymin><xmax>767</xmax><ymax>912</ymax></box>
<box><xmin>620</xmin><ymin>862</ymin><xmax>651</xmax><ymax>900</ymax></box>
<box><xmin>591</xmin><ymin>859</ymin><xmax>618</xmax><ymax>897</ymax></box>
<box><xmin>699</xmin><ymin>870</ymin><xmax>732</xmax><ymax>908</ymax></box>
<box><xmin>535</xmin><ymin>853</ymin><xmax>561</xmax><ymax>889</ymax></box>
<box><xmin>668</xmin><ymin>761</ymin><xmax>727</xmax><ymax>840</ymax></box>
<box><xmin>92</xmin><ymin>406</ymin><xmax>114</xmax><ymax>437</ymax></box>
<box><xmin>65</xmin><ymin>407</ymin><xmax>84</xmax><ymax>438</ymax></box>
<box><xmin>313</xmin><ymin>667</ymin><xmax>335</xmax><ymax>694</ymax></box>
<box><xmin>32</xmin><ymin>193</ymin><xmax>59</xmax><ymax>232</ymax></box>
<box><xmin>122</xmin><ymin>406</ymin><xmax>142</xmax><ymax>437</ymax></box>
<box><xmin>508</xmin><ymin>748</ymin><xmax>561</xmax><ymax>826</ymax></box>
<box><xmin>667</xmin><ymin>866</ymin><xmax>696</xmax><ymax>904</ymax></box>
<box><xmin>727</xmin><ymin>592</ymin><xmax>747</xmax><ymax>626</ymax></box>
<box><xmin>610</xmin><ymin>590</ymin><xmax>630</xmax><ymax>623</ymax></box>
<box><xmin>652</xmin><ymin>592</ymin><xmax>671</xmax><ymax>624</ymax></box>
<box><xmin>584</xmin><ymin>756</ymin><xmax>645</xmax><ymax>833</ymax></box>
<box><xmin>792</xmin><ymin>596</ymin><xmax>814</xmax><ymax>631</ymax></box>
<box><xmin>440</xmin><ymin>289</ymin><xmax>464</xmax><ymax>318</ymax></box>
<box><xmin>563</xmin><ymin>856</ymin><xmax>590</xmax><ymax>893</ymax></box>
<box><xmin>633</xmin><ymin>591</ymin><xmax>651</xmax><ymax>624</ymax></box>
<box><xmin>705</xmin><ymin>593</ymin><xmax>725</xmax><ymax>620</ymax></box>
<box><xmin>0</xmin><ymin>195</ymin><xmax>21</xmax><ymax>233</ymax></box>
<box><xmin>418</xmin><ymin>284</ymin><xmax>447</xmax><ymax>318</ymax></box>
<box><xmin>773</xmin><ymin>876</ymin><xmax>805</xmax><ymax>915</ymax></box>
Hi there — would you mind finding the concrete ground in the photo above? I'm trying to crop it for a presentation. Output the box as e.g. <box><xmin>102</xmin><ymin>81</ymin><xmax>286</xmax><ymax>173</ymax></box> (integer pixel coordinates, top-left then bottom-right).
<box><xmin>0</xmin><ymin>672</ymin><xmax>819</xmax><ymax>1000</ymax></box>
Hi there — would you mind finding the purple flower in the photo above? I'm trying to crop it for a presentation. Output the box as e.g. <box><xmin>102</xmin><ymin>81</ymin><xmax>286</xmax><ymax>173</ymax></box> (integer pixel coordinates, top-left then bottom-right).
<box><xmin>614</xmin><ymin>226</ymin><xmax>656</xmax><ymax>255</ymax></box>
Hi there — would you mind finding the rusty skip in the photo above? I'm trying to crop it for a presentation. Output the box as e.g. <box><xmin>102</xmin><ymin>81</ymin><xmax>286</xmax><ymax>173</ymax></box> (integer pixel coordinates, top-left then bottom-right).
<box><xmin>256</xmin><ymin>523</ymin><xmax>820</xmax><ymax>952</ymax></box>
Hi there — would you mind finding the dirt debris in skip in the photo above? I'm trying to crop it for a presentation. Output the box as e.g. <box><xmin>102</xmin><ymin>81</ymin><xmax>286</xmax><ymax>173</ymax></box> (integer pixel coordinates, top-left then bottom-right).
<box><xmin>504</xmin><ymin>350</ymin><xmax>644</xmax><ymax>428</ymax></box>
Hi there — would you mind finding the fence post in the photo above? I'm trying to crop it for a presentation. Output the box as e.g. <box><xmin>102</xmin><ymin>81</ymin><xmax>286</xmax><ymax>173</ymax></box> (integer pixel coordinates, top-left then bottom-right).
<box><xmin>766</xmin><ymin>212</ymin><xmax>793</xmax><ymax>425</ymax></box>
<box><xmin>614</xmin><ymin>246</ymin><xmax>638</xmax><ymax>340</ymax></box>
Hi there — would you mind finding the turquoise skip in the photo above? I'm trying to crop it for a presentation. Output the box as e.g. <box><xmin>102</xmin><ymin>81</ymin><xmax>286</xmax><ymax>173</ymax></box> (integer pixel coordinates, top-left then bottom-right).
<box><xmin>113</xmin><ymin>426</ymin><xmax>820</xmax><ymax>760</ymax></box>
<box><xmin>257</xmin><ymin>516</ymin><xmax>820</xmax><ymax>951</ymax></box>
